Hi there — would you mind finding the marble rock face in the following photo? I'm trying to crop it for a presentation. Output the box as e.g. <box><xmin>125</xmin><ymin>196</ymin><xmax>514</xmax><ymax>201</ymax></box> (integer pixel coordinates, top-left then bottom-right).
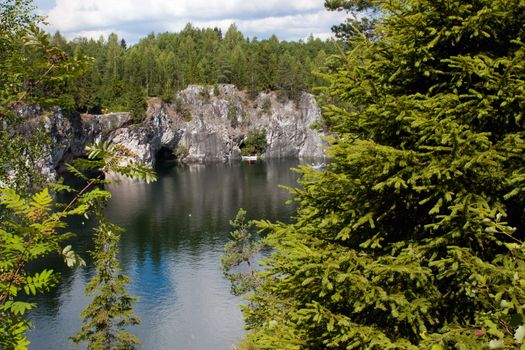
<box><xmin>29</xmin><ymin>84</ymin><xmax>326</xmax><ymax>179</ymax></box>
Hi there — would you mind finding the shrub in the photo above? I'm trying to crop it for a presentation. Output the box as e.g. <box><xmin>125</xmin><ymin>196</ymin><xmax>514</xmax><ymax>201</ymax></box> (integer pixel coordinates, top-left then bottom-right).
<box><xmin>213</xmin><ymin>84</ymin><xmax>220</xmax><ymax>96</ymax></box>
<box><xmin>228</xmin><ymin>100</ymin><xmax>238</xmax><ymax>128</ymax></box>
<box><xmin>173</xmin><ymin>144</ymin><xmax>189</xmax><ymax>159</ymax></box>
<box><xmin>261</xmin><ymin>97</ymin><xmax>272</xmax><ymax>114</ymax></box>
<box><xmin>174</xmin><ymin>97</ymin><xmax>192</xmax><ymax>121</ymax></box>
<box><xmin>199</xmin><ymin>87</ymin><xmax>210</xmax><ymax>101</ymax></box>
<box><xmin>241</xmin><ymin>129</ymin><xmax>267</xmax><ymax>156</ymax></box>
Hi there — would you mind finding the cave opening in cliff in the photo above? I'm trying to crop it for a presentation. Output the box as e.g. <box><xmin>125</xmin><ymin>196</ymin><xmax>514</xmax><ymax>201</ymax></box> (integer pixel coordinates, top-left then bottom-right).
<box><xmin>156</xmin><ymin>147</ymin><xmax>177</xmax><ymax>163</ymax></box>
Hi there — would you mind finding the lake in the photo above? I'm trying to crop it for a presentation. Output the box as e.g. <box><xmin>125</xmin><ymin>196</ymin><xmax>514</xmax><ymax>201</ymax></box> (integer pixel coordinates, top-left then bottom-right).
<box><xmin>26</xmin><ymin>159</ymin><xmax>302</xmax><ymax>350</ymax></box>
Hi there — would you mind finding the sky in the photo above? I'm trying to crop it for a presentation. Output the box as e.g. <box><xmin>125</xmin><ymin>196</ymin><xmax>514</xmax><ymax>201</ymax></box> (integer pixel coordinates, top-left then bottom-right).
<box><xmin>33</xmin><ymin>0</ymin><xmax>348</xmax><ymax>44</ymax></box>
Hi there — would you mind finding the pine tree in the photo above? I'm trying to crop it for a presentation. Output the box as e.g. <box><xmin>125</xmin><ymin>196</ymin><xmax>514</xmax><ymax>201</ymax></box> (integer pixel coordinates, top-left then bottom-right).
<box><xmin>222</xmin><ymin>209</ymin><xmax>262</xmax><ymax>296</ymax></box>
<box><xmin>274</xmin><ymin>51</ymin><xmax>305</xmax><ymax>102</ymax></box>
<box><xmin>243</xmin><ymin>0</ymin><xmax>525</xmax><ymax>348</ymax></box>
<box><xmin>74</xmin><ymin>64</ymin><xmax>102</xmax><ymax>113</ymax></box>
<box><xmin>101</xmin><ymin>33</ymin><xmax>126</xmax><ymax>110</ymax></box>
<box><xmin>71</xmin><ymin>218</ymin><xmax>141</xmax><ymax>350</ymax></box>
<box><xmin>40</xmin><ymin>21</ymin><xmax>336</xmax><ymax>105</ymax></box>
<box><xmin>69</xmin><ymin>142</ymin><xmax>155</xmax><ymax>350</ymax></box>
<box><xmin>126</xmin><ymin>82</ymin><xmax>147</xmax><ymax>123</ymax></box>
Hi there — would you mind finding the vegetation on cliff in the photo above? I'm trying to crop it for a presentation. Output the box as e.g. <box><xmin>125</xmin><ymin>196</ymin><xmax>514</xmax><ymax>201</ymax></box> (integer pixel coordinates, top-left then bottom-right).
<box><xmin>240</xmin><ymin>0</ymin><xmax>525</xmax><ymax>348</ymax></box>
<box><xmin>241</xmin><ymin>129</ymin><xmax>268</xmax><ymax>156</ymax></box>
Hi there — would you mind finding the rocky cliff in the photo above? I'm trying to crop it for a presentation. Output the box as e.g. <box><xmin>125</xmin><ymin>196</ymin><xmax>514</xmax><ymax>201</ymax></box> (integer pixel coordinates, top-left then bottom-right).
<box><xmin>26</xmin><ymin>84</ymin><xmax>326</xmax><ymax>179</ymax></box>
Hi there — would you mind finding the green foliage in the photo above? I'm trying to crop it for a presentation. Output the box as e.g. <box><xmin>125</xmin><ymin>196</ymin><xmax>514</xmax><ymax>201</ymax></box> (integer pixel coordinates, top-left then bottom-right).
<box><xmin>0</xmin><ymin>187</ymin><xmax>85</xmax><ymax>349</ymax></box>
<box><xmin>126</xmin><ymin>83</ymin><xmax>147</xmax><ymax>123</ymax></box>
<box><xmin>174</xmin><ymin>96</ymin><xmax>192</xmax><ymax>121</ymax></box>
<box><xmin>324</xmin><ymin>0</ymin><xmax>378</xmax><ymax>41</ymax></box>
<box><xmin>0</xmin><ymin>2</ymin><xmax>155</xmax><ymax>348</ymax></box>
<box><xmin>0</xmin><ymin>141</ymin><xmax>156</xmax><ymax>349</ymax></box>
<box><xmin>70</xmin><ymin>220</ymin><xmax>141</xmax><ymax>350</ymax></box>
<box><xmin>160</xmin><ymin>84</ymin><xmax>174</xmax><ymax>103</ymax></box>
<box><xmin>173</xmin><ymin>144</ymin><xmax>189</xmax><ymax>159</ymax></box>
<box><xmin>260</xmin><ymin>97</ymin><xmax>272</xmax><ymax>114</ymax></box>
<box><xmin>199</xmin><ymin>86</ymin><xmax>211</xmax><ymax>101</ymax></box>
<box><xmin>67</xmin><ymin>141</ymin><xmax>155</xmax><ymax>349</ymax></box>
<box><xmin>0</xmin><ymin>2</ymin><xmax>91</xmax><ymax>346</ymax></box>
<box><xmin>241</xmin><ymin>129</ymin><xmax>268</xmax><ymax>156</ymax></box>
<box><xmin>228</xmin><ymin>99</ymin><xmax>239</xmax><ymax>128</ymax></box>
<box><xmin>275</xmin><ymin>52</ymin><xmax>306</xmax><ymax>103</ymax></box>
<box><xmin>52</xmin><ymin>23</ymin><xmax>336</xmax><ymax>110</ymax></box>
<box><xmin>213</xmin><ymin>84</ymin><xmax>221</xmax><ymax>96</ymax></box>
<box><xmin>243</xmin><ymin>0</ymin><xmax>525</xmax><ymax>349</ymax></box>
<box><xmin>222</xmin><ymin>209</ymin><xmax>263</xmax><ymax>296</ymax></box>
<box><xmin>84</xmin><ymin>141</ymin><xmax>157</xmax><ymax>184</ymax></box>
<box><xmin>0</xmin><ymin>0</ymin><xmax>89</xmax><ymax>192</ymax></box>
<box><xmin>234</xmin><ymin>338</ymin><xmax>261</xmax><ymax>350</ymax></box>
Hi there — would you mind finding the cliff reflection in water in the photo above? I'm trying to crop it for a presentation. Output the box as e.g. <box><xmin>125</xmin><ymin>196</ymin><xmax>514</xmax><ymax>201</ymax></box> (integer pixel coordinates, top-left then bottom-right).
<box><xmin>27</xmin><ymin>159</ymin><xmax>301</xmax><ymax>350</ymax></box>
<box><xmin>108</xmin><ymin>160</ymin><xmax>298</xmax><ymax>260</ymax></box>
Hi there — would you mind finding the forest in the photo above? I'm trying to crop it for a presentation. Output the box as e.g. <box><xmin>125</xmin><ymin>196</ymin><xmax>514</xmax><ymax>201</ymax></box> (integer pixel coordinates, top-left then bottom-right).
<box><xmin>48</xmin><ymin>24</ymin><xmax>336</xmax><ymax>116</ymax></box>
<box><xmin>2</xmin><ymin>0</ymin><xmax>525</xmax><ymax>349</ymax></box>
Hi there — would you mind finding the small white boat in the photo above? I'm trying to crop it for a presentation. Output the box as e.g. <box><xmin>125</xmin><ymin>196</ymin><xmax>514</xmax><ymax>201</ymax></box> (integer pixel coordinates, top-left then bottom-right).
<box><xmin>241</xmin><ymin>155</ymin><xmax>258</xmax><ymax>161</ymax></box>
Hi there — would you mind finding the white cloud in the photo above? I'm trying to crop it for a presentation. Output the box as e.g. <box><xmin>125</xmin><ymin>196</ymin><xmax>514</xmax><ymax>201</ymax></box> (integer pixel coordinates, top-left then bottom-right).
<box><xmin>39</xmin><ymin>0</ymin><xmax>348</xmax><ymax>43</ymax></box>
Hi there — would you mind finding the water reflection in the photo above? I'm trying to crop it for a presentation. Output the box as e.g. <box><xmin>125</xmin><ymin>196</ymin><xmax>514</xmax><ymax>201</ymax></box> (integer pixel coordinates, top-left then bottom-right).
<box><xmin>27</xmin><ymin>160</ymin><xmax>301</xmax><ymax>349</ymax></box>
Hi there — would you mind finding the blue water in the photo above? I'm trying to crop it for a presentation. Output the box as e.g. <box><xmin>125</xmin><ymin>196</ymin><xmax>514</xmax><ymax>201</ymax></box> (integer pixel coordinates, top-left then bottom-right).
<box><xmin>27</xmin><ymin>160</ymin><xmax>301</xmax><ymax>349</ymax></box>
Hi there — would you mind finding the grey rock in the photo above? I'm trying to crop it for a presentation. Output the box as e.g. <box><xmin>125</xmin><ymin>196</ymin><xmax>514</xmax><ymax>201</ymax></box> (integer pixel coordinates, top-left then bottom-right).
<box><xmin>37</xmin><ymin>110</ymin><xmax>131</xmax><ymax>180</ymax></box>
<box><xmin>31</xmin><ymin>85</ymin><xmax>326</xmax><ymax>179</ymax></box>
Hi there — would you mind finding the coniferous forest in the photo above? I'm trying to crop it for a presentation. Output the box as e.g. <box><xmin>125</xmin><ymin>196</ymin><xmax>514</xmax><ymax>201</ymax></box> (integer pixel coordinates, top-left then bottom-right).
<box><xmin>50</xmin><ymin>24</ymin><xmax>336</xmax><ymax>115</ymax></box>
<box><xmin>2</xmin><ymin>0</ymin><xmax>525</xmax><ymax>349</ymax></box>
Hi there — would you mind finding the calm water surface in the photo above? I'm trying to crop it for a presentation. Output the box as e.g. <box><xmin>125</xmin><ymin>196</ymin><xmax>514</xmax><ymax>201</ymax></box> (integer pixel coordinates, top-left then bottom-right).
<box><xmin>27</xmin><ymin>160</ymin><xmax>302</xmax><ymax>349</ymax></box>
